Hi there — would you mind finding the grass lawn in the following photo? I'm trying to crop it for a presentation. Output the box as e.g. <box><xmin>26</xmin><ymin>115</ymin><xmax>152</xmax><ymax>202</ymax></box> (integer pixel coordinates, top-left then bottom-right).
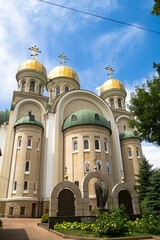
<box><xmin>55</xmin><ymin>229</ymin><xmax>158</xmax><ymax>239</ymax></box>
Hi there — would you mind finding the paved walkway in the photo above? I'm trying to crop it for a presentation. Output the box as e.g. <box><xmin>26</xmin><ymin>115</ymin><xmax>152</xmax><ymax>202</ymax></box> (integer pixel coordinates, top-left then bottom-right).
<box><xmin>0</xmin><ymin>218</ymin><xmax>71</xmax><ymax>240</ymax></box>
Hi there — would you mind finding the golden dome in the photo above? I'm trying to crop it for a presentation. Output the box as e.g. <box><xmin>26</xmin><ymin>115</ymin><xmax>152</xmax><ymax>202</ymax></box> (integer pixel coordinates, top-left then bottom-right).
<box><xmin>100</xmin><ymin>79</ymin><xmax>125</xmax><ymax>94</ymax></box>
<box><xmin>48</xmin><ymin>65</ymin><xmax>79</xmax><ymax>83</ymax></box>
<box><xmin>17</xmin><ymin>59</ymin><xmax>47</xmax><ymax>75</ymax></box>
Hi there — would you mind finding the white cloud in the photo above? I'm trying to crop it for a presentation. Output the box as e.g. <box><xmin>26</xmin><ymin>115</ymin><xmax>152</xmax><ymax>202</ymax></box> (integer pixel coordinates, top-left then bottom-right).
<box><xmin>142</xmin><ymin>142</ymin><xmax>160</xmax><ymax>170</ymax></box>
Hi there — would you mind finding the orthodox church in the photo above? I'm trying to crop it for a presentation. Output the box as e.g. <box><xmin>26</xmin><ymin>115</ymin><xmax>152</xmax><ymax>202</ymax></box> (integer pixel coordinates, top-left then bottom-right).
<box><xmin>0</xmin><ymin>46</ymin><xmax>142</xmax><ymax>218</ymax></box>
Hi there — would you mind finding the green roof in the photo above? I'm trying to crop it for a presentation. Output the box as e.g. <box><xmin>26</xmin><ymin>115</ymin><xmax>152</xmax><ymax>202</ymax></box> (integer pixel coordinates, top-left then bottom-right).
<box><xmin>0</xmin><ymin>110</ymin><xmax>10</xmax><ymax>125</ymax></box>
<box><xmin>119</xmin><ymin>131</ymin><xmax>141</xmax><ymax>141</ymax></box>
<box><xmin>62</xmin><ymin>109</ymin><xmax>112</xmax><ymax>134</ymax></box>
<box><xmin>14</xmin><ymin>116</ymin><xmax>44</xmax><ymax>130</ymax></box>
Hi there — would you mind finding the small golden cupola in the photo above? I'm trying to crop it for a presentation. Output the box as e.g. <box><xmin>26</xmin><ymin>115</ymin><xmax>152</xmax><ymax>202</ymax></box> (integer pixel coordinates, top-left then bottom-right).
<box><xmin>100</xmin><ymin>65</ymin><xmax>127</xmax><ymax>110</ymax></box>
<box><xmin>47</xmin><ymin>54</ymin><xmax>80</xmax><ymax>101</ymax></box>
<box><xmin>16</xmin><ymin>46</ymin><xmax>47</xmax><ymax>96</ymax></box>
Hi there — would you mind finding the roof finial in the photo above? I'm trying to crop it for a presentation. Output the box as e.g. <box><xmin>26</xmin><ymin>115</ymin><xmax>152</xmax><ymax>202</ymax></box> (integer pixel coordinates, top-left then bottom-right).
<box><xmin>105</xmin><ymin>65</ymin><xmax>115</xmax><ymax>79</ymax></box>
<box><xmin>29</xmin><ymin>45</ymin><xmax>41</xmax><ymax>60</ymax></box>
<box><xmin>58</xmin><ymin>53</ymin><xmax>68</xmax><ymax>65</ymax></box>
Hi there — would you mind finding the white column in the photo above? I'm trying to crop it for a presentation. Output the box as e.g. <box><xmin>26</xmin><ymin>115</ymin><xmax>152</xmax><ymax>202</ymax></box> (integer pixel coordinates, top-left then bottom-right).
<box><xmin>0</xmin><ymin>124</ymin><xmax>7</xmax><ymax>172</ymax></box>
<box><xmin>115</xmin><ymin>123</ymin><xmax>124</xmax><ymax>178</ymax></box>
<box><xmin>43</xmin><ymin>113</ymin><xmax>55</xmax><ymax>197</ymax></box>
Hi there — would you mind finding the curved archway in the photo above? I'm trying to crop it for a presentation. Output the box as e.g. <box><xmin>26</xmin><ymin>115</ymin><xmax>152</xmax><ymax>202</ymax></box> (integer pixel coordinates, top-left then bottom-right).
<box><xmin>111</xmin><ymin>182</ymin><xmax>140</xmax><ymax>214</ymax></box>
<box><xmin>50</xmin><ymin>181</ymin><xmax>83</xmax><ymax>217</ymax></box>
<box><xmin>82</xmin><ymin>172</ymin><xmax>111</xmax><ymax>216</ymax></box>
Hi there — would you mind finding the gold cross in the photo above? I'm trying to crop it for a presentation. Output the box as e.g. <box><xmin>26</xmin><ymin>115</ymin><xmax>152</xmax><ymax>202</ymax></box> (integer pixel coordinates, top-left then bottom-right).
<box><xmin>58</xmin><ymin>53</ymin><xmax>68</xmax><ymax>65</ymax></box>
<box><xmin>29</xmin><ymin>45</ymin><xmax>41</xmax><ymax>60</ymax></box>
<box><xmin>105</xmin><ymin>65</ymin><xmax>115</xmax><ymax>79</ymax></box>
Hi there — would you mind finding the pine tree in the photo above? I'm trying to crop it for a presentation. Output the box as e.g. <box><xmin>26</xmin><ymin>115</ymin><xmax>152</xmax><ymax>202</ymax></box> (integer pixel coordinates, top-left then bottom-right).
<box><xmin>134</xmin><ymin>158</ymin><xmax>153</xmax><ymax>203</ymax></box>
<box><xmin>145</xmin><ymin>170</ymin><xmax>160</xmax><ymax>220</ymax></box>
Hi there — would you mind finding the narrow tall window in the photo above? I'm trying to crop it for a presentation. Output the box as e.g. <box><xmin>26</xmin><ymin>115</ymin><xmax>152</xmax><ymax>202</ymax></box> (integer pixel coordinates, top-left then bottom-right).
<box><xmin>37</xmin><ymin>140</ymin><xmax>40</xmax><ymax>151</ymax></box>
<box><xmin>128</xmin><ymin>150</ymin><xmax>132</xmax><ymax>158</ymax></box>
<box><xmin>73</xmin><ymin>140</ymin><xmax>78</xmax><ymax>152</ymax></box>
<box><xmin>110</xmin><ymin>99</ymin><xmax>115</xmax><ymax>108</ymax></box>
<box><xmin>39</xmin><ymin>84</ymin><xmax>42</xmax><ymax>94</ymax></box>
<box><xmin>95</xmin><ymin>139</ymin><xmax>100</xmax><ymax>151</ymax></box>
<box><xmin>30</xmin><ymin>81</ymin><xmax>35</xmax><ymax>91</ymax></box>
<box><xmin>118</xmin><ymin>99</ymin><xmax>122</xmax><ymax>108</ymax></box>
<box><xmin>124</xmin><ymin>125</ymin><xmax>127</xmax><ymax>131</ymax></box>
<box><xmin>23</xmin><ymin>181</ymin><xmax>28</xmax><ymax>193</ymax></box>
<box><xmin>65</xmin><ymin>87</ymin><xmax>69</xmax><ymax>92</ymax></box>
<box><xmin>25</xmin><ymin>161</ymin><xmax>30</xmax><ymax>173</ymax></box>
<box><xmin>136</xmin><ymin>149</ymin><xmax>140</xmax><ymax>158</ymax></box>
<box><xmin>22</xmin><ymin>81</ymin><xmax>26</xmax><ymax>91</ymax></box>
<box><xmin>13</xmin><ymin>181</ymin><xmax>17</xmax><ymax>193</ymax></box>
<box><xmin>27</xmin><ymin>138</ymin><xmax>32</xmax><ymax>148</ymax></box>
<box><xmin>84</xmin><ymin>139</ymin><xmax>89</xmax><ymax>150</ymax></box>
<box><xmin>56</xmin><ymin>87</ymin><xmax>60</xmax><ymax>96</ymax></box>
<box><xmin>95</xmin><ymin>113</ymin><xmax>100</xmax><ymax>120</ymax></box>
<box><xmin>34</xmin><ymin>182</ymin><xmax>37</xmax><ymax>194</ymax></box>
<box><xmin>104</xmin><ymin>141</ymin><xmax>108</xmax><ymax>153</ymax></box>
<box><xmin>18</xmin><ymin>138</ymin><xmax>21</xmax><ymax>149</ymax></box>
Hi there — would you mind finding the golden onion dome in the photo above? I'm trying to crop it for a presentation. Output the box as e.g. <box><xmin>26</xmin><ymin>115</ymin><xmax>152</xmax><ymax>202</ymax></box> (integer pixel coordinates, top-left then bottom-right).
<box><xmin>48</xmin><ymin>65</ymin><xmax>79</xmax><ymax>83</ymax></box>
<box><xmin>100</xmin><ymin>79</ymin><xmax>125</xmax><ymax>94</ymax></box>
<box><xmin>17</xmin><ymin>59</ymin><xmax>47</xmax><ymax>76</ymax></box>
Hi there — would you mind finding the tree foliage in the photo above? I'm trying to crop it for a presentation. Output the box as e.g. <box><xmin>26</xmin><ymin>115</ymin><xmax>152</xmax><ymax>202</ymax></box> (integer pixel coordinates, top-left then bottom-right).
<box><xmin>151</xmin><ymin>0</ymin><xmax>160</xmax><ymax>16</ymax></box>
<box><xmin>134</xmin><ymin>158</ymin><xmax>153</xmax><ymax>203</ymax></box>
<box><xmin>128</xmin><ymin>71</ymin><xmax>160</xmax><ymax>146</ymax></box>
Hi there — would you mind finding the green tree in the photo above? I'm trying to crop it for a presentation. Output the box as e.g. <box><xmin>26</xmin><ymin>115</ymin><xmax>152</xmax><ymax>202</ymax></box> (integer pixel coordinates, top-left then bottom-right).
<box><xmin>151</xmin><ymin>0</ymin><xmax>160</xmax><ymax>16</ymax></box>
<box><xmin>134</xmin><ymin>158</ymin><xmax>153</xmax><ymax>203</ymax></box>
<box><xmin>145</xmin><ymin>170</ymin><xmax>160</xmax><ymax>220</ymax></box>
<box><xmin>128</xmin><ymin>70</ymin><xmax>160</xmax><ymax>146</ymax></box>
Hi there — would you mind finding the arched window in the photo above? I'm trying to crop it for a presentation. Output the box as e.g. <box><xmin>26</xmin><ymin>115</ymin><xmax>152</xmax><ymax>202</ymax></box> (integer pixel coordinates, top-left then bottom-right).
<box><xmin>118</xmin><ymin>99</ymin><xmax>122</xmax><ymax>108</ymax></box>
<box><xmin>56</xmin><ymin>87</ymin><xmax>60</xmax><ymax>96</ymax></box>
<box><xmin>27</xmin><ymin>138</ymin><xmax>32</xmax><ymax>148</ymax></box>
<box><xmin>104</xmin><ymin>141</ymin><xmax>108</xmax><ymax>153</ymax></box>
<box><xmin>22</xmin><ymin>81</ymin><xmax>26</xmax><ymax>91</ymax></box>
<box><xmin>106</xmin><ymin>162</ymin><xmax>111</xmax><ymax>174</ymax></box>
<box><xmin>95</xmin><ymin>139</ymin><xmax>100</xmax><ymax>151</ymax></box>
<box><xmin>128</xmin><ymin>149</ymin><xmax>132</xmax><ymax>158</ymax></box>
<box><xmin>71</xmin><ymin>115</ymin><xmax>77</xmax><ymax>121</ymax></box>
<box><xmin>96</xmin><ymin>160</ymin><xmax>102</xmax><ymax>172</ymax></box>
<box><xmin>65</xmin><ymin>87</ymin><xmax>69</xmax><ymax>92</ymax></box>
<box><xmin>73</xmin><ymin>140</ymin><xmax>78</xmax><ymax>152</ymax></box>
<box><xmin>50</xmin><ymin>90</ymin><xmax>53</xmax><ymax>99</ymax></box>
<box><xmin>124</xmin><ymin>125</ymin><xmax>127</xmax><ymax>131</ymax></box>
<box><xmin>30</xmin><ymin>81</ymin><xmax>35</xmax><ymax>91</ymax></box>
<box><xmin>95</xmin><ymin>113</ymin><xmax>100</xmax><ymax>120</ymax></box>
<box><xmin>110</xmin><ymin>99</ymin><xmax>114</xmax><ymax>108</ymax></box>
<box><xmin>84</xmin><ymin>139</ymin><xmax>89</xmax><ymax>150</ymax></box>
<box><xmin>28</xmin><ymin>111</ymin><xmax>32</xmax><ymax>116</ymax></box>
<box><xmin>39</xmin><ymin>84</ymin><xmax>42</xmax><ymax>94</ymax></box>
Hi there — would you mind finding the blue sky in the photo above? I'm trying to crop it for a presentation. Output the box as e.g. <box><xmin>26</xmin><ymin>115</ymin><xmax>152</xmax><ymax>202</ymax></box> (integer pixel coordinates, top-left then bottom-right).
<box><xmin>0</xmin><ymin>0</ymin><xmax>160</xmax><ymax>169</ymax></box>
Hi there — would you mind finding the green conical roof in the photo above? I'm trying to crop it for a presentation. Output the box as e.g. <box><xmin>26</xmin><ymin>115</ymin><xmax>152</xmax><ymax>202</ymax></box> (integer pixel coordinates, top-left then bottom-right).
<box><xmin>62</xmin><ymin>109</ymin><xmax>112</xmax><ymax>134</ymax></box>
<box><xmin>119</xmin><ymin>131</ymin><xmax>141</xmax><ymax>140</ymax></box>
<box><xmin>14</xmin><ymin>116</ymin><xmax>44</xmax><ymax>130</ymax></box>
<box><xmin>0</xmin><ymin>110</ymin><xmax>10</xmax><ymax>125</ymax></box>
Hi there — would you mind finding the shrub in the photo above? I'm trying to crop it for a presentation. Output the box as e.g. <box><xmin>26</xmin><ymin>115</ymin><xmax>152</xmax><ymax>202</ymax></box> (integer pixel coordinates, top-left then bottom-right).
<box><xmin>41</xmin><ymin>213</ymin><xmax>49</xmax><ymax>223</ymax></box>
<box><xmin>54</xmin><ymin>221</ymin><xmax>96</xmax><ymax>232</ymax></box>
<box><xmin>0</xmin><ymin>220</ymin><xmax>3</xmax><ymax>226</ymax></box>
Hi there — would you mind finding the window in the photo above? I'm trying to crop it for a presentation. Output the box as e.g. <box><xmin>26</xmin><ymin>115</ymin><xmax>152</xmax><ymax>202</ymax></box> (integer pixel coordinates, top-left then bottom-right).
<box><xmin>74</xmin><ymin>181</ymin><xmax>79</xmax><ymax>187</ymax></box>
<box><xmin>106</xmin><ymin>162</ymin><xmax>111</xmax><ymax>174</ymax></box>
<box><xmin>104</xmin><ymin>141</ymin><xmax>108</xmax><ymax>153</ymax></box>
<box><xmin>28</xmin><ymin>111</ymin><xmax>32</xmax><ymax>117</ymax></box>
<box><xmin>73</xmin><ymin>140</ymin><xmax>78</xmax><ymax>152</ymax></box>
<box><xmin>34</xmin><ymin>182</ymin><xmax>37</xmax><ymax>194</ymax></box>
<box><xmin>22</xmin><ymin>81</ymin><xmax>26</xmax><ymax>91</ymax></box>
<box><xmin>37</xmin><ymin>140</ymin><xmax>40</xmax><ymax>151</ymax></box>
<box><xmin>29</xmin><ymin>81</ymin><xmax>35</xmax><ymax>91</ymax></box>
<box><xmin>118</xmin><ymin>99</ymin><xmax>122</xmax><ymax>108</ymax></box>
<box><xmin>136</xmin><ymin>149</ymin><xmax>140</xmax><ymax>158</ymax></box>
<box><xmin>20</xmin><ymin>207</ymin><xmax>25</xmax><ymax>216</ymax></box>
<box><xmin>13</xmin><ymin>181</ymin><xmax>17</xmax><ymax>193</ymax></box>
<box><xmin>84</xmin><ymin>139</ymin><xmax>89</xmax><ymax>151</ymax></box>
<box><xmin>95</xmin><ymin>113</ymin><xmax>100</xmax><ymax>120</ymax></box>
<box><xmin>27</xmin><ymin>138</ymin><xmax>32</xmax><ymax>148</ymax></box>
<box><xmin>85</xmin><ymin>161</ymin><xmax>90</xmax><ymax>173</ymax></box>
<box><xmin>96</xmin><ymin>160</ymin><xmax>102</xmax><ymax>172</ymax></box>
<box><xmin>95</xmin><ymin>139</ymin><xmax>100</xmax><ymax>151</ymax></box>
<box><xmin>71</xmin><ymin>115</ymin><xmax>77</xmax><ymax>121</ymax></box>
<box><xmin>39</xmin><ymin>84</ymin><xmax>42</xmax><ymax>94</ymax></box>
<box><xmin>128</xmin><ymin>150</ymin><xmax>132</xmax><ymax>159</ymax></box>
<box><xmin>56</xmin><ymin>87</ymin><xmax>60</xmax><ymax>96</ymax></box>
<box><xmin>50</xmin><ymin>90</ymin><xmax>53</xmax><ymax>99</ymax></box>
<box><xmin>9</xmin><ymin>207</ymin><xmax>14</xmax><ymax>216</ymax></box>
<box><xmin>25</xmin><ymin>161</ymin><xmax>30</xmax><ymax>174</ymax></box>
<box><xmin>17</xmin><ymin>138</ymin><xmax>21</xmax><ymax>149</ymax></box>
<box><xmin>110</xmin><ymin>99</ymin><xmax>115</xmax><ymax>108</ymax></box>
<box><xmin>65</xmin><ymin>87</ymin><xmax>69</xmax><ymax>92</ymax></box>
<box><xmin>23</xmin><ymin>181</ymin><xmax>28</xmax><ymax>193</ymax></box>
<box><xmin>124</xmin><ymin>125</ymin><xmax>127</xmax><ymax>131</ymax></box>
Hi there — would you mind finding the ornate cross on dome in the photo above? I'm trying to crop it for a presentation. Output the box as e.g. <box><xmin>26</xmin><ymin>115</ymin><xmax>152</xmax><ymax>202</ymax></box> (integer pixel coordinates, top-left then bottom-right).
<box><xmin>105</xmin><ymin>65</ymin><xmax>115</xmax><ymax>79</ymax></box>
<box><xmin>29</xmin><ymin>45</ymin><xmax>41</xmax><ymax>60</ymax></box>
<box><xmin>58</xmin><ymin>53</ymin><xmax>68</xmax><ymax>65</ymax></box>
